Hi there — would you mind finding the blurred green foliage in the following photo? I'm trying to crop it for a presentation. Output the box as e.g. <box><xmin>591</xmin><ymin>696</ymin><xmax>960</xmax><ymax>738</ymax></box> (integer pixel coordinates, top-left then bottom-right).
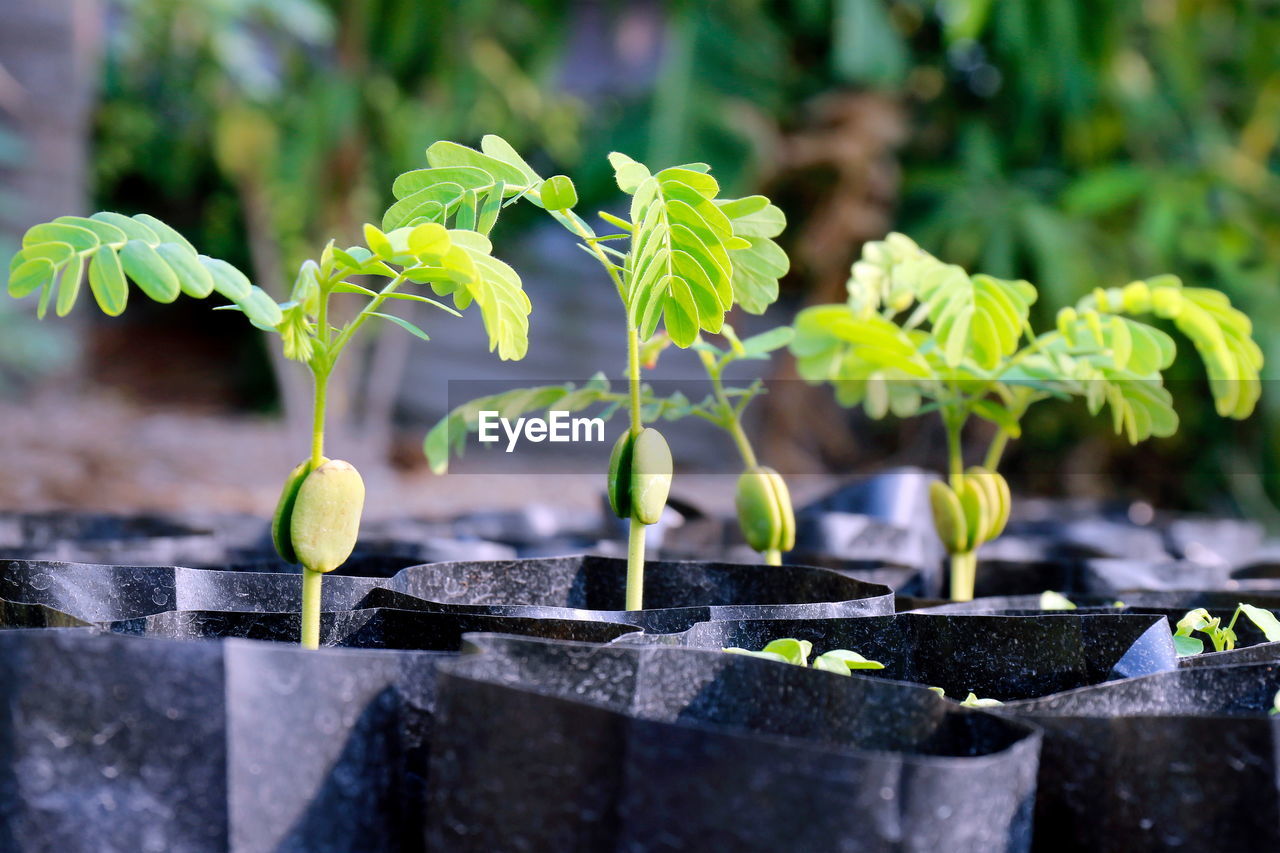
<box><xmin>96</xmin><ymin>0</ymin><xmax>584</xmax><ymax>276</ymax></box>
<box><xmin>86</xmin><ymin>0</ymin><xmax>1278</xmax><ymax>510</ymax></box>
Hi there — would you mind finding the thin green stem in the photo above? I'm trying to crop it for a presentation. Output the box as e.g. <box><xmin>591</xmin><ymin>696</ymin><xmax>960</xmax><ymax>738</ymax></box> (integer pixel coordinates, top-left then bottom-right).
<box><xmin>764</xmin><ymin>549</ymin><xmax>782</xmax><ymax>566</ymax></box>
<box><xmin>625</xmin><ymin>324</ymin><xmax>645</xmax><ymax>609</ymax></box>
<box><xmin>984</xmin><ymin>430</ymin><xmax>1010</xmax><ymax>471</ymax></box>
<box><xmin>627</xmin><ymin>325</ymin><xmax>642</xmax><ymax>435</ymax></box>
<box><xmin>944</xmin><ymin>412</ymin><xmax>966</xmax><ymax>485</ymax></box>
<box><xmin>554</xmin><ymin>209</ymin><xmax>627</xmax><ymax>300</ymax></box>
<box><xmin>301</xmin><ymin>363</ymin><xmax>331</xmax><ymax>648</ymax></box>
<box><xmin>699</xmin><ymin>348</ymin><xmax>758</xmax><ymax>469</ymax></box>
<box><xmin>331</xmin><ymin>272</ymin><xmax>409</xmax><ymax>354</ymax></box>
<box><xmin>625</xmin><ymin>520</ymin><xmax>646</xmax><ymax>611</ymax></box>
<box><xmin>300</xmin><ymin>568</ymin><xmax>323</xmax><ymax>650</ymax></box>
<box><xmin>310</xmin><ymin>368</ymin><xmax>329</xmax><ymax>467</ymax></box>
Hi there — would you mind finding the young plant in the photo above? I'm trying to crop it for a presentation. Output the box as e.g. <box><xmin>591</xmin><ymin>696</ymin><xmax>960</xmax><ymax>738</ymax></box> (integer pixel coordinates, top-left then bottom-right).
<box><xmin>420</xmin><ymin>138</ymin><xmax>789</xmax><ymax>609</ymax></box>
<box><xmin>427</xmin><ymin>324</ymin><xmax>797</xmax><ymax>565</ymax></box>
<box><xmin>1172</xmin><ymin>604</ymin><xmax>1280</xmax><ymax>657</ymax></box>
<box><xmin>723</xmin><ymin>638</ymin><xmax>885</xmax><ymax>675</ymax></box>
<box><xmin>6</xmin><ymin>137</ymin><xmax>536</xmax><ymax>647</ymax></box>
<box><xmin>691</xmin><ymin>326</ymin><xmax>797</xmax><ymax>565</ymax></box>
<box><xmin>927</xmin><ymin>687</ymin><xmax>1004</xmax><ymax>707</ymax></box>
<box><xmin>792</xmin><ymin>233</ymin><xmax>1263</xmax><ymax>601</ymax></box>
<box><xmin>1038</xmin><ymin>592</ymin><xmax>1125</xmax><ymax>610</ymax></box>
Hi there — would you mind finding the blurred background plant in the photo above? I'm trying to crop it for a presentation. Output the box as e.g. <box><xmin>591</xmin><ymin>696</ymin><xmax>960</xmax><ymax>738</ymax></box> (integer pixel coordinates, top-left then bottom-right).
<box><xmin>1</xmin><ymin>0</ymin><xmax>1276</xmax><ymax>519</ymax></box>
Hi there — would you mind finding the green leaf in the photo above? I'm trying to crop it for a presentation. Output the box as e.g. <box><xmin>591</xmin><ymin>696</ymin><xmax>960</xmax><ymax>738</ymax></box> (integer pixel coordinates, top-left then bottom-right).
<box><xmin>89</xmin><ymin>211</ymin><xmax>159</xmax><ymax>242</ymax></box>
<box><xmin>761</xmin><ymin>638</ymin><xmax>812</xmax><ymax>666</ymax></box>
<box><xmin>408</xmin><ymin>222</ymin><xmax>452</xmax><ymax>259</ymax></box>
<box><xmin>814</xmin><ymin>649</ymin><xmax>885</xmax><ymax>671</ymax></box>
<box><xmin>52</xmin><ymin>215</ymin><xmax>126</xmax><ymax>245</ymax></box>
<box><xmin>380</xmin><ymin>292</ymin><xmax>463</xmax><ymax>316</ymax></box>
<box><xmin>391</xmin><ymin>166</ymin><xmax>493</xmax><ymax>200</ymax></box>
<box><xmin>1039</xmin><ymin>591</ymin><xmax>1077</xmax><ymax>611</ymax></box>
<box><xmin>456</xmin><ymin>242</ymin><xmax>531</xmax><ymax>361</ymax></box>
<box><xmin>425</xmin><ymin>140</ymin><xmax>528</xmax><ymax>186</ymax></box>
<box><xmin>133</xmin><ymin>214</ymin><xmax>198</xmax><ymax>254</ymax></box>
<box><xmin>23</xmin><ymin>223</ymin><xmax>98</xmax><ymax>253</ymax></box>
<box><xmin>738</xmin><ymin>326</ymin><xmax>795</xmax><ymax>358</ymax></box>
<box><xmin>87</xmin><ymin>245</ymin><xmax>128</xmax><ymax>316</ymax></box>
<box><xmin>368</xmin><ymin>311</ymin><xmax>431</xmax><ymax>342</ymax></box>
<box><xmin>331</xmin><ymin>281</ymin><xmax>379</xmax><ymax>298</ymax></box>
<box><xmin>476</xmin><ymin>182</ymin><xmax>505</xmax><ymax>235</ymax></box>
<box><xmin>811</xmin><ymin>655</ymin><xmax>854</xmax><ymax>676</ymax></box>
<box><xmin>234</xmin><ymin>286</ymin><xmax>284</xmax><ymax>330</ymax></box>
<box><xmin>722</xmin><ymin>648</ymin><xmax>789</xmax><ymax>664</ymax></box>
<box><xmin>1173</xmin><ymin>634</ymin><xmax>1204</xmax><ymax>657</ymax></box>
<box><xmin>202</xmin><ymin>257</ymin><xmax>253</xmax><ymax>301</ymax></box>
<box><xmin>382</xmin><ymin>183</ymin><xmax>464</xmax><ymax>231</ymax></box>
<box><xmin>363</xmin><ymin>224</ymin><xmax>395</xmax><ymax>260</ymax></box>
<box><xmin>540</xmin><ymin>175</ymin><xmax>578</xmax><ymax>211</ymax></box>
<box><xmin>155</xmin><ymin>243</ymin><xmax>215</xmax><ymax>298</ymax></box>
<box><xmin>607</xmin><ymin>151</ymin><xmax>651</xmax><ymax>194</ymax></box>
<box><xmin>118</xmin><ymin>240</ymin><xmax>180</xmax><ymax>303</ymax></box>
<box><xmin>845</xmin><ymin>233</ymin><xmax>1034</xmax><ymax>368</ymax></box>
<box><xmin>453</xmin><ymin>189</ymin><xmax>476</xmax><ymax>232</ymax></box>
<box><xmin>1238</xmin><ymin>604</ymin><xmax>1280</xmax><ymax>642</ymax></box>
<box><xmin>662</xmin><ymin>275</ymin><xmax>700</xmax><ymax>346</ymax></box>
<box><xmin>479</xmin><ymin>135</ymin><xmax>542</xmax><ymax>186</ymax></box>
<box><xmin>8</xmin><ymin>258</ymin><xmax>54</xmax><ymax>298</ymax></box>
<box><xmin>54</xmin><ymin>252</ymin><xmax>85</xmax><ymax>317</ymax></box>
<box><xmin>615</xmin><ymin>162</ymin><xmax>773</xmax><ymax>343</ymax></box>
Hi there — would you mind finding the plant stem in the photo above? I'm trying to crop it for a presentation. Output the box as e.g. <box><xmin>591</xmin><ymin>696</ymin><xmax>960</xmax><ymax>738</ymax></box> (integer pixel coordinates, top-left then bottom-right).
<box><xmin>310</xmin><ymin>368</ymin><xmax>329</xmax><ymax>467</ymax></box>
<box><xmin>764</xmin><ymin>549</ymin><xmax>782</xmax><ymax>566</ymax></box>
<box><xmin>700</xmin><ymin>348</ymin><xmax>758</xmax><ymax>468</ymax></box>
<box><xmin>331</xmin><ymin>273</ymin><xmax>408</xmax><ymax>353</ymax></box>
<box><xmin>300</xmin><ymin>568</ymin><xmax>323</xmax><ymax>650</ymax></box>
<box><xmin>625</xmin><ymin>519</ymin><xmax>646</xmax><ymax>610</ymax></box>
<box><xmin>627</xmin><ymin>325</ymin><xmax>642</xmax><ymax>435</ymax></box>
<box><xmin>951</xmin><ymin>551</ymin><xmax>977</xmax><ymax>602</ymax></box>
<box><xmin>944</xmin><ymin>412</ymin><xmax>965</xmax><ymax>485</ymax></box>
<box><xmin>300</xmin><ymin>365</ymin><xmax>331</xmax><ymax>648</ymax></box>
<box><xmin>984</xmin><ymin>429</ymin><xmax>1010</xmax><ymax>471</ymax></box>
<box><xmin>624</xmin><ymin>324</ymin><xmax>648</xmax><ymax>610</ymax></box>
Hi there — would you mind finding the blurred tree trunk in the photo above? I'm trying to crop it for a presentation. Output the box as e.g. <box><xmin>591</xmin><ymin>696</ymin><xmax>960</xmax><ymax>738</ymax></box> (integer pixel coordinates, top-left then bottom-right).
<box><xmin>0</xmin><ymin>0</ymin><xmax>100</xmax><ymax>385</ymax></box>
<box><xmin>0</xmin><ymin>0</ymin><xmax>98</xmax><ymax>230</ymax></box>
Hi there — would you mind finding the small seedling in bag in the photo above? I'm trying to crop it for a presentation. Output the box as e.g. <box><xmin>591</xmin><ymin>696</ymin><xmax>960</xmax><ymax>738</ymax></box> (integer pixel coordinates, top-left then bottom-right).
<box><xmin>420</xmin><ymin>139</ymin><xmax>789</xmax><ymax>608</ymax></box>
<box><xmin>723</xmin><ymin>638</ymin><xmax>885</xmax><ymax>675</ymax></box>
<box><xmin>792</xmin><ymin>233</ymin><xmax>1262</xmax><ymax>600</ymax></box>
<box><xmin>928</xmin><ymin>687</ymin><xmax>1003</xmax><ymax>707</ymax></box>
<box><xmin>1173</xmin><ymin>603</ymin><xmax>1280</xmax><ymax>657</ymax></box>
<box><xmin>7</xmin><ymin>136</ymin><xmax>538</xmax><ymax>646</ymax></box>
<box><xmin>1039</xmin><ymin>591</ymin><xmax>1078</xmax><ymax>610</ymax></box>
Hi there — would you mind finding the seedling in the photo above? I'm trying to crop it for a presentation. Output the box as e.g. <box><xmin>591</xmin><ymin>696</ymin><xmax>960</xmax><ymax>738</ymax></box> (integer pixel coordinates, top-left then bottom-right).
<box><xmin>421</xmin><ymin>139</ymin><xmax>789</xmax><ymax>608</ymax></box>
<box><xmin>724</xmin><ymin>638</ymin><xmax>885</xmax><ymax>675</ymax></box>
<box><xmin>1172</xmin><ymin>604</ymin><xmax>1280</xmax><ymax>656</ymax></box>
<box><xmin>792</xmin><ymin>233</ymin><xmax>1263</xmax><ymax>600</ymax></box>
<box><xmin>1271</xmin><ymin>689</ymin><xmax>1279</xmax><ymax>716</ymax></box>
<box><xmin>6</xmin><ymin>136</ymin><xmax>537</xmax><ymax>647</ymax></box>
<box><xmin>927</xmin><ymin>687</ymin><xmax>1004</xmax><ymax>707</ymax></box>
<box><xmin>1039</xmin><ymin>591</ymin><xmax>1078</xmax><ymax>611</ymax></box>
<box><xmin>427</xmin><ymin>324</ymin><xmax>797</xmax><ymax>564</ymax></box>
